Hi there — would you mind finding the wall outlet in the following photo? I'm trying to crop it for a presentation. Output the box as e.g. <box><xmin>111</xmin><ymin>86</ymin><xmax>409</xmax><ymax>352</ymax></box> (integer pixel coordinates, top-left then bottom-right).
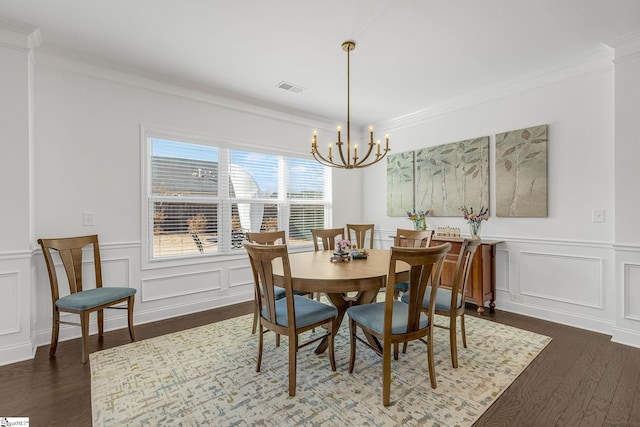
<box><xmin>82</xmin><ymin>212</ymin><xmax>95</xmax><ymax>226</ymax></box>
<box><xmin>592</xmin><ymin>209</ymin><xmax>605</xmax><ymax>223</ymax></box>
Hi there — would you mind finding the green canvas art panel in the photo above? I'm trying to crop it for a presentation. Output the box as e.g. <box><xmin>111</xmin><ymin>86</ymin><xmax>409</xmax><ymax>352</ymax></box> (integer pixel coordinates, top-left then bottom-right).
<box><xmin>387</xmin><ymin>151</ymin><xmax>414</xmax><ymax>216</ymax></box>
<box><xmin>415</xmin><ymin>136</ymin><xmax>489</xmax><ymax>216</ymax></box>
<box><xmin>495</xmin><ymin>124</ymin><xmax>548</xmax><ymax>217</ymax></box>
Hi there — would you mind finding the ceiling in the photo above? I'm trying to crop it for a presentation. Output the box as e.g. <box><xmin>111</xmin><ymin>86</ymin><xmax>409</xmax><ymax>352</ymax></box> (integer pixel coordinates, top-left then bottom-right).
<box><xmin>2</xmin><ymin>0</ymin><xmax>640</xmax><ymax>125</ymax></box>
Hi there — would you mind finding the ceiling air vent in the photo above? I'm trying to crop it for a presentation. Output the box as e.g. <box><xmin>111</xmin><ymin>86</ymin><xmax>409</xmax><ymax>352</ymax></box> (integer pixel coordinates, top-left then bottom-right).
<box><xmin>277</xmin><ymin>81</ymin><xmax>305</xmax><ymax>93</ymax></box>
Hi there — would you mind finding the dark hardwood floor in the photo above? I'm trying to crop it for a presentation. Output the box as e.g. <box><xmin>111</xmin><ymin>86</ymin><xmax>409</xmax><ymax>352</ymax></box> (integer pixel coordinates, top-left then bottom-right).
<box><xmin>1</xmin><ymin>302</ymin><xmax>638</xmax><ymax>426</ymax></box>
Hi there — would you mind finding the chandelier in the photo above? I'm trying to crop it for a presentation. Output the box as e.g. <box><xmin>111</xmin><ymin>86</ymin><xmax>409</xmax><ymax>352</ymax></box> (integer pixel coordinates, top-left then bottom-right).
<box><xmin>311</xmin><ymin>41</ymin><xmax>390</xmax><ymax>169</ymax></box>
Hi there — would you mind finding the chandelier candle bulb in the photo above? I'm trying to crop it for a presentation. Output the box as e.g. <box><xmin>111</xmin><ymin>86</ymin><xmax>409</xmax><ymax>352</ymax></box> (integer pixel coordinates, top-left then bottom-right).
<box><xmin>328</xmin><ymin>144</ymin><xmax>332</xmax><ymax>159</ymax></box>
<box><xmin>377</xmin><ymin>140</ymin><xmax>381</xmax><ymax>155</ymax></box>
<box><xmin>337</xmin><ymin>126</ymin><xmax>341</xmax><ymax>143</ymax></box>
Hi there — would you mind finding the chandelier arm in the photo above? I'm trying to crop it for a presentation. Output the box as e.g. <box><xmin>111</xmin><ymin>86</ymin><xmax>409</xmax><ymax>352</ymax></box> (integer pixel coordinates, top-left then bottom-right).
<box><xmin>312</xmin><ymin>151</ymin><xmax>339</xmax><ymax>168</ymax></box>
<box><xmin>311</xmin><ymin>148</ymin><xmax>334</xmax><ymax>166</ymax></box>
<box><xmin>336</xmin><ymin>141</ymin><xmax>348</xmax><ymax>166</ymax></box>
<box><xmin>354</xmin><ymin>142</ymin><xmax>376</xmax><ymax>167</ymax></box>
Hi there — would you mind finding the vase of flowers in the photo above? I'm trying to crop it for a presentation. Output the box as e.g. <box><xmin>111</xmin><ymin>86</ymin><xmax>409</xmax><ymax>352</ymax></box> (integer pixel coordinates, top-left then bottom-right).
<box><xmin>460</xmin><ymin>206</ymin><xmax>488</xmax><ymax>239</ymax></box>
<box><xmin>407</xmin><ymin>209</ymin><xmax>430</xmax><ymax>230</ymax></box>
<box><xmin>336</xmin><ymin>239</ymin><xmax>356</xmax><ymax>254</ymax></box>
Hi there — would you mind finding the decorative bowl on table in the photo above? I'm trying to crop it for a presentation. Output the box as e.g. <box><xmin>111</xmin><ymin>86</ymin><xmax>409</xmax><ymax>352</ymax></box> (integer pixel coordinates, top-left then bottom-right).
<box><xmin>350</xmin><ymin>249</ymin><xmax>369</xmax><ymax>260</ymax></box>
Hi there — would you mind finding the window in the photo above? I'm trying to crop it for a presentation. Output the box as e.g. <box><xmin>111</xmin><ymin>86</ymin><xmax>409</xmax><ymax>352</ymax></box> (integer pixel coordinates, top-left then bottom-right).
<box><xmin>146</xmin><ymin>136</ymin><xmax>331</xmax><ymax>260</ymax></box>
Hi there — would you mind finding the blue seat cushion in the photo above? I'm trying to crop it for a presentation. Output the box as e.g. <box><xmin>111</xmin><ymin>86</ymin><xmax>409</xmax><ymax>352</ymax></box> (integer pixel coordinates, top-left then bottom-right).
<box><xmin>400</xmin><ymin>286</ymin><xmax>461</xmax><ymax>311</ymax></box>
<box><xmin>263</xmin><ymin>295</ymin><xmax>338</xmax><ymax>328</ymax></box>
<box><xmin>56</xmin><ymin>287</ymin><xmax>136</xmax><ymax>311</ymax></box>
<box><xmin>347</xmin><ymin>301</ymin><xmax>429</xmax><ymax>335</ymax></box>
<box><xmin>258</xmin><ymin>285</ymin><xmax>286</xmax><ymax>300</ymax></box>
<box><xmin>260</xmin><ymin>286</ymin><xmax>311</xmax><ymax>301</ymax></box>
<box><xmin>394</xmin><ymin>281</ymin><xmax>409</xmax><ymax>293</ymax></box>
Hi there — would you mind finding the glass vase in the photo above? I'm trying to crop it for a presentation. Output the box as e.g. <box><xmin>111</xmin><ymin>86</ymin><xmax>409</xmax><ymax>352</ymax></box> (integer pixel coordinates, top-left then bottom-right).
<box><xmin>469</xmin><ymin>221</ymin><xmax>482</xmax><ymax>239</ymax></box>
<box><xmin>413</xmin><ymin>218</ymin><xmax>427</xmax><ymax>231</ymax></box>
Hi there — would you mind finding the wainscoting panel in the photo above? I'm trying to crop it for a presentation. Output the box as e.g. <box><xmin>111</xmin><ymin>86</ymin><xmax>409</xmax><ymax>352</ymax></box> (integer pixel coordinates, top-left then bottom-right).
<box><xmin>624</xmin><ymin>262</ymin><xmax>640</xmax><ymax>321</ymax></box>
<box><xmin>495</xmin><ymin>249</ymin><xmax>510</xmax><ymax>293</ymax></box>
<box><xmin>520</xmin><ymin>251</ymin><xmax>603</xmax><ymax>308</ymax></box>
<box><xmin>0</xmin><ymin>271</ymin><xmax>20</xmax><ymax>336</ymax></box>
<box><xmin>228</xmin><ymin>264</ymin><xmax>253</xmax><ymax>291</ymax></box>
<box><xmin>141</xmin><ymin>269</ymin><xmax>222</xmax><ymax>302</ymax></box>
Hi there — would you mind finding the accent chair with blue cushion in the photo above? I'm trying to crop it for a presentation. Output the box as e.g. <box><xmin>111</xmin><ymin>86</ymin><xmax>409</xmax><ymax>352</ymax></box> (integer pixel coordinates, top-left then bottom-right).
<box><xmin>392</xmin><ymin>228</ymin><xmax>434</xmax><ymax>299</ymax></box>
<box><xmin>401</xmin><ymin>238</ymin><xmax>480</xmax><ymax>368</ymax></box>
<box><xmin>347</xmin><ymin>243</ymin><xmax>451</xmax><ymax>406</ymax></box>
<box><xmin>38</xmin><ymin>234</ymin><xmax>136</xmax><ymax>364</ymax></box>
<box><xmin>243</xmin><ymin>242</ymin><xmax>337</xmax><ymax>397</ymax></box>
<box><xmin>246</xmin><ymin>230</ymin><xmax>287</xmax><ymax>335</ymax></box>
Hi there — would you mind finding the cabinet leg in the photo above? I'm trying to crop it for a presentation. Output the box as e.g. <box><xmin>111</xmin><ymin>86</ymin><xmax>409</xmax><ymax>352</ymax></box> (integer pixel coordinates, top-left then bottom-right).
<box><xmin>489</xmin><ymin>301</ymin><xmax>496</xmax><ymax>314</ymax></box>
<box><xmin>476</xmin><ymin>306</ymin><xmax>485</xmax><ymax>315</ymax></box>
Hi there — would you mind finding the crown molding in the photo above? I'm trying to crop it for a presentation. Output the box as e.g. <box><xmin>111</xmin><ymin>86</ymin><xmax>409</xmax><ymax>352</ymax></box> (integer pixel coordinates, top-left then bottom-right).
<box><xmin>605</xmin><ymin>31</ymin><xmax>640</xmax><ymax>62</ymax></box>
<box><xmin>34</xmin><ymin>44</ymin><xmax>338</xmax><ymax>132</ymax></box>
<box><xmin>375</xmin><ymin>45</ymin><xmax>614</xmax><ymax>133</ymax></box>
<box><xmin>0</xmin><ymin>16</ymin><xmax>41</xmax><ymax>51</ymax></box>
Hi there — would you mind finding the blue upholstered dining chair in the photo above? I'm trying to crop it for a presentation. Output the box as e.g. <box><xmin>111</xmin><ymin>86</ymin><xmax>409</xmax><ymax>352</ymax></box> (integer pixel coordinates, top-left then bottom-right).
<box><xmin>243</xmin><ymin>242</ymin><xmax>338</xmax><ymax>397</ymax></box>
<box><xmin>392</xmin><ymin>229</ymin><xmax>434</xmax><ymax>299</ymax></box>
<box><xmin>38</xmin><ymin>234</ymin><xmax>137</xmax><ymax>364</ymax></box>
<box><xmin>401</xmin><ymin>238</ymin><xmax>480</xmax><ymax>368</ymax></box>
<box><xmin>245</xmin><ymin>231</ymin><xmax>288</xmax><ymax>336</ymax></box>
<box><xmin>346</xmin><ymin>243</ymin><xmax>451</xmax><ymax>406</ymax></box>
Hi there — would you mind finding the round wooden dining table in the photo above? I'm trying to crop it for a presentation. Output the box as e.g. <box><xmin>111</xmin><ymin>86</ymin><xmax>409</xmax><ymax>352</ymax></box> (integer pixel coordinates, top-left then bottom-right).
<box><xmin>271</xmin><ymin>249</ymin><xmax>409</xmax><ymax>354</ymax></box>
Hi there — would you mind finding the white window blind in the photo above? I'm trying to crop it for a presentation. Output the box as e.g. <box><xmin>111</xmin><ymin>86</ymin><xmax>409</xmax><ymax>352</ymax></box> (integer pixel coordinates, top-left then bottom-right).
<box><xmin>147</xmin><ymin>137</ymin><xmax>330</xmax><ymax>260</ymax></box>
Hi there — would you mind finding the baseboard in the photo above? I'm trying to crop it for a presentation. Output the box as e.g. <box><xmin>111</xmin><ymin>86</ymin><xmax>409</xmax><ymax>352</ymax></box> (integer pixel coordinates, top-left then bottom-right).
<box><xmin>611</xmin><ymin>326</ymin><xmax>640</xmax><ymax>348</ymax></box>
<box><xmin>0</xmin><ymin>340</ymin><xmax>36</xmax><ymax>366</ymax></box>
<box><xmin>496</xmin><ymin>299</ymin><xmax>615</xmax><ymax>338</ymax></box>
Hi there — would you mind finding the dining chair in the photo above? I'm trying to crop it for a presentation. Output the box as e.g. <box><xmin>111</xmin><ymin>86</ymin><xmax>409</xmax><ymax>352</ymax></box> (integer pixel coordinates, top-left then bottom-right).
<box><xmin>346</xmin><ymin>243</ymin><xmax>451</xmax><ymax>406</ymax></box>
<box><xmin>346</xmin><ymin>223</ymin><xmax>375</xmax><ymax>249</ymax></box>
<box><xmin>401</xmin><ymin>238</ymin><xmax>480</xmax><ymax>368</ymax></box>
<box><xmin>38</xmin><ymin>234</ymin><xmax>137</xmax><ymax>364</ymax></box>
<box><xmin>310</xmin><ymin>227</ymin><xmax>345</xmax><ymax>251</ymax></box>
<box><xmin>246</xmin><ymin>231</ymin><xmax>287</xmax><ymax>336</ymax></box>
<box><xmin>243</xmin><ymin>242</ymin><xmax>338</xmax><ymax>396</ymax></box>
<box><xmin>392</xmin><ymin>229</ymin><xmax>434</xmax><ymax>299</ymax></box>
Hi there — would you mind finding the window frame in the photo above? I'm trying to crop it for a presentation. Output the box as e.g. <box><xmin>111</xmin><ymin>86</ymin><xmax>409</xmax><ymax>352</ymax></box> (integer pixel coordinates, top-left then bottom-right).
<box><xmin>141</xmin><ymin>126</ymin><xmax>332</xmax><ymax>269</ymax></box>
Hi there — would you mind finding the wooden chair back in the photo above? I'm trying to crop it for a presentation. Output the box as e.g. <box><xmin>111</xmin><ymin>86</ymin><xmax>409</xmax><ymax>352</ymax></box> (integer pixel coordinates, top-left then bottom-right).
<box><xmin>393</xmin><ymin>228</ymin><xmax>433</xmax><ymax>248</ymax></box>
<box><xmin>39</xmin><ymin>235</ymin><xmax>103</xmax><ymax>301</ymax></box>
<box><xmin>346</xmin><ymin>223</ymin><xmax>375</xmax><ymax>249</ymax></box>
<box><xmin>244</xmin><ymin>243</ymin><xmax>294</xmax><ymax>328</ymax></box>
<box><xmin>383</xmin><ymin>243</ymin><xmax>451</xmax><ymax>335</ymax></box>
<box><xmin>246</xmin><ymin>230</ymin><xmax>286</xmax><ymax>245</ymax></box>
<box><xmin>447</xmin><ymin>239</ymin><xmax>481</xmax><ymax>314</ymax></box>
<box><xmin>310</xmin><ymin>227</ymin><xmax>344</xmax><ymax>251</ymax></box>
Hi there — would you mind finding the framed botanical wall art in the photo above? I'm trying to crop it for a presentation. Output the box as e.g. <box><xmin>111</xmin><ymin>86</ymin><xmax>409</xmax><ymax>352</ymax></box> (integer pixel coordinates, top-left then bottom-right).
<box><xmin>386</xmin><ymin>151</ymin><xmax>414</xmax><ymax>216</ymax></box>
<box><xmin>415</xmin><ymin>136</ymin><xmax>489</xmax><ymax>216</ymax></box>
<box><xmin>495</xmin><ymin>124</ymin><xmax>548</xmax><ymax>217</ymax></box>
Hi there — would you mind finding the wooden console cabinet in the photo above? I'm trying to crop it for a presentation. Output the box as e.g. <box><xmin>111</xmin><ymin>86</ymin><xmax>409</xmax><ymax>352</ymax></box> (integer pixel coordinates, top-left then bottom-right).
<box><xmin>431</xmin><ymin>236</ymin><xmax>502</xmax><ymax>314</ymax></box>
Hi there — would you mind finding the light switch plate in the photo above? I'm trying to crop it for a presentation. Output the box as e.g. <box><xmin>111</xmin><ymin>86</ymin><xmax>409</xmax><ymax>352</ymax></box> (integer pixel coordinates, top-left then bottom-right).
<box><xmin>83</xmin><ymin>212</ymin><xmax>95</xmax><ymax>226</ymax></box>
<box><xmin>592</xmin><ymin>209</ymin><xmax>605</xmax><ymax>223</ymax></box>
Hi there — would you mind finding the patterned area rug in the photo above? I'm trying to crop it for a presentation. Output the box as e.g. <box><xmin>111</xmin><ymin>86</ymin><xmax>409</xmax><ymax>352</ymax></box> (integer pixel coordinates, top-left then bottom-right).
<box><xmin>91</xmin><ymin>313</ymin><xmax>551</xmax><ymax>426</ymax></box>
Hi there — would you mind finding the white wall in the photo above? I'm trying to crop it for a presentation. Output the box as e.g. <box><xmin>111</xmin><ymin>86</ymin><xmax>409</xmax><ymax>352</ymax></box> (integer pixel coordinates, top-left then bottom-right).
<box><xmin>611</xmin><ymin>34</ymin><xmax>640</xmax><ymax>347</ymax></box>
<box><xmin>0</xmin><ymin>22</ymin><xmax>37</xmax><ymax>364</ymax></box>
<box><xmin>361</xmin><ymin>49</ymin><xmax>622</xmax><ymax>336</ymax></box>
